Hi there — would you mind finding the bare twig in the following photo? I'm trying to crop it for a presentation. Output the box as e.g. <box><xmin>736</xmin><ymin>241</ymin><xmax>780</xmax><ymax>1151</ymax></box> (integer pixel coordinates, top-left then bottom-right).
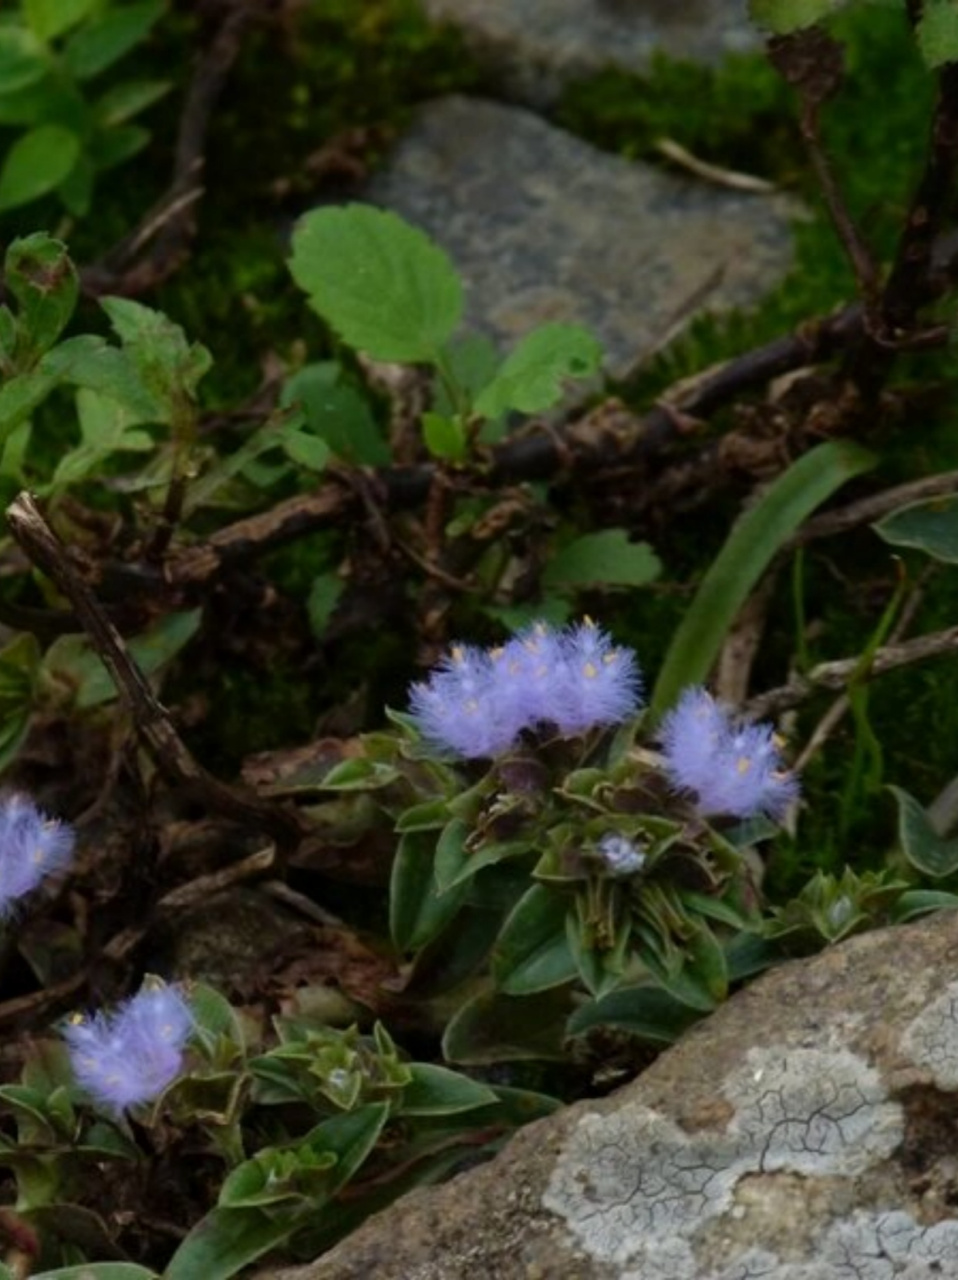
<box><xmin>795</xmin><ymin>468</ymin><xmax>958</xmax><ymax>545</ymax></box>
<box><xmin>81</xmin><ymin>0</ymin><xmax>273</xmax><ymax>296</ymax></box>
<box><xmin>4</xmin><ymin>493</ymin><xmax>303</xmax><ymax>853</ymax></box>
<box><xmin>745</xmin><ymin>623</ymin><xmax>958</xmax><ymax>719</ymax></box>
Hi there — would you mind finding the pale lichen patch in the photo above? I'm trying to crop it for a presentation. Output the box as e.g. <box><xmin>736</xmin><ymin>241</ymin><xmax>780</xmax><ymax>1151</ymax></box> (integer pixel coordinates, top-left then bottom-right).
<box><xmin>543</xmin><ymin>1047</ymin><xmax>904</xmax><ymax>1278</ymax></box>
<box><xmin>900</xmin><ymin>979</ymin><xmax>958</xmax><ymax>1090</ymax></box>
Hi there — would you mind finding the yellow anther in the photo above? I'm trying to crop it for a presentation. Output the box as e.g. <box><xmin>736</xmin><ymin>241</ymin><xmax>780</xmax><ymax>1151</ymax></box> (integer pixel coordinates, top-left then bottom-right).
<box><xmin>603</xmin><ymin>651</ymin><xmax>617</xmax><ymax>665</ymax></box>
<box><xmin>451</xmin><ymin>645</ymin><xmax>465</xmax><ymax>663</ymax></box>
<box><xmin>490</xmin><ymin>647</ymin><xmax>504</xmax><ymax>661</ymax></box>
<box><xmin>583</xmin><ymin>661</ymin><xmax>598</xmax><ymax>679</ymax></box>
<box><xmin>583</xmin><ymin>615</ymin><xmax>596</xmax><ymax>628</ymax></box>
<box><xmin>736</xmin><ymin>756</ymin><xmax>752</xmax><ymax>774</ymax></box>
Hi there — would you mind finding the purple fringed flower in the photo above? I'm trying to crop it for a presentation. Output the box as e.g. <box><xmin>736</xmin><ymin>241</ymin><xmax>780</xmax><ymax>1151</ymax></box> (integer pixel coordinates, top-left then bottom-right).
<box><xmin>550</xmin><ymin>620</ymin><xmax>642</xmax><ymax>735</ymax></box>
<box><xmin>408</xmin><ymin>620</ymin><xmax>642</xmax><ymax>759</ymax></box>
<box><xmin>660</xmin><ymin>687</ymin><xmax>798</xmax><ymax>819</ymax></box>
<box><xmin>0</xmin><ymin>794</ymin><xmax>74</xmax><ymax>918</ymax></box>
<box><xmin>63</xmin><ymin>983</ymin><xmax>194</xmax><ymax>1114</ymax></box>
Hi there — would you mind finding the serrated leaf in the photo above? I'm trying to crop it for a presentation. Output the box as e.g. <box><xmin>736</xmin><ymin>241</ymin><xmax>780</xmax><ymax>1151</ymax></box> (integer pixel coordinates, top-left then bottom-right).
<box><xmin>889</xmin><ymin>784</ymin><xmax>958</xmax><ymax>878</ymax></box>
<box><xmin>748</xmin><ymin>0</ymin><xmax>839</xmax><ymax>32</ymax></box>
<box><xmin>651</xmin><ymin>441</ymin><xmax>875</xmax><ymax>717</ymax></box>
<box><xmin>0</xmin><ymin>124</ymin><xmax>81</xmax><ymax>211</ymax></box>
<box><xmin>4</xmin><ymin>233</ymin><xmax>77</xmax><ymax>361</ymax></box>
<box><xmin>63</xmin><ymin>1</ymin><xmax>164</xmax><ymax>79</ymax></box>
<box><xmin>472</xmin><ymin>323</ymin><xmax>602</xmax><ymax>418</ymax></box>
<box><xmin>918</xmin><ymin>0</ymin><xmax>958</xmax><ymax>67</ymax></box>
<box><xmin>873</xmin><ymin>492</ymin><xmax>958</xmax><ymax>562</ymax></box>
<box><xmin>543</xmin><ymin>528</ymin><xmax>661</xmax><ymax>590</ymax></box>
<box><xmin>289</xmin><ymin>204</ymin><xmax>463</xmax><ymax>362</ymax></box>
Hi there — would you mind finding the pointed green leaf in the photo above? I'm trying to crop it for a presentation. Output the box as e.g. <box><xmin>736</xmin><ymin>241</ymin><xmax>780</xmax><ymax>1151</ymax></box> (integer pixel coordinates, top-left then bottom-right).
<box><xmin>442</xmin><ymin>988</ymin><xmax>571</xmax><ymax>1064</ymax></box>
<box><xmin>873</xmin><ymin>492</ymin><xmax>958</xmax><ymax>563</ymax></box>
<box><xmin>889</xmin><ymin>785</ymin><xmax>958</xmax><ymax>878</ymax></box>
<box><xmin>63</xmin><ymin>1</ymin><xmax>164</xmax><ymax>79</ymax></box>
<box><xmin>0</xmin><ymin>125</ymin><xmax>81</xmax><ymax>211</ymax></box>
<box><xmin>400</xmin><ymin>1063</ymin><xmax>497</xmax><ymax>1116</ymax></box>
<box><xmin>492</xmin><ymin>885</ymin><xmax>577</xmax><ymax>995</ymax></box>
<box><xmin>651</xmin><ymin>441</ymin><xmax>875</xmax><ymax>717</ymax></box>
<box><xmin>23</xmin><ymin>0</ymin><xmax>98</xmax><ymax>43</ymax></box>
<box><xmin>4</xmin><ymin>234</ymin><xmax>77</xmax><ymax>359</ymax></box>
<box><xmin>390</xmin><ymin>829</ymin><xmax>469</xmax><ymax>952</ymax></box>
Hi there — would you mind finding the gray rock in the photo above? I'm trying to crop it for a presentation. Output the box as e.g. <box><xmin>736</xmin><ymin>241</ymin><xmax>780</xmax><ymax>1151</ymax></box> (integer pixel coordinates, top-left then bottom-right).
<box><xmin>364</xmin><ymin>96</ymin><xmax>797</xmax><ymax>382</ymax></box>
<box><xmin>423</xmin><ymin>0</ymin><xmax>759</xmax><ymax>107</ymax></box>
<box><xmin>254</xmin><ymin>907</ymin><xmax>958</xmax><ymax>1279</ymax></box>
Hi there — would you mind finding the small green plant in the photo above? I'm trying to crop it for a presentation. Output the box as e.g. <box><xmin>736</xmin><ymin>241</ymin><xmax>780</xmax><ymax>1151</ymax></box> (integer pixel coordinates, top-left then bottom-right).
<box><xmin>0</xmin><ymin>0</ymin><xmax>169</xmax><ymax>219</ymax></box>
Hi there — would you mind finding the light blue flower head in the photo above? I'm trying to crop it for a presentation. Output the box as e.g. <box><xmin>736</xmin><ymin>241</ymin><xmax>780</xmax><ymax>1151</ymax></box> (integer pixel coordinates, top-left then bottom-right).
<box><xmin>63</xmin><ymin>982</ymin><xmax>194</xmax><ymax>1114</ymax></box>
<box><xmin>660</xmin><ymin>687</ymin><xmax>798</xmax><ymax>819</ymax></box>
<box><xmin>408</xmin><ymin>620</ymin><xmax>642</xmax><ymax>759</ymax></box>
<box><xmin>0</xmin><ymin>793</ymin><xmax>74</xmax><ymax>918</ymax></box>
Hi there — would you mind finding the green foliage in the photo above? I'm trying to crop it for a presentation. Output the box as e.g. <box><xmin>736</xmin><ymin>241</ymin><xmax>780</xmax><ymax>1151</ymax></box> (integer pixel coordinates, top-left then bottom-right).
<box><xmin>650</xmin><ymin>441</ymin><xmax>875</xmax><ymax>718</ymax></box>
<box><xmin>888</xmin><ymin>785</ymin><xmax>958</xmax><ymax>877</ymax></box>
<box><xmin>289</xmin><ymin>204</ymin><xmax>603</xmax><ymax>463</ymax></box>
<box><xmin>0</xmin><ymin>988</ymin><xmax>555</xmax><ymax>1276</ymax></box>
<box><xmin>915</xmin><ymin>0</ymin><xmax>958</xmax><ymax>67</ymax></box>
<box><xmin>873</xmin><ymin>491</ymin><xmax>958</xmax><ymax>563</ymax></box>
<box><xmin>0</xmin><ymin>0</ymin><xmax>168</xmax><ymax>217</ymax></box>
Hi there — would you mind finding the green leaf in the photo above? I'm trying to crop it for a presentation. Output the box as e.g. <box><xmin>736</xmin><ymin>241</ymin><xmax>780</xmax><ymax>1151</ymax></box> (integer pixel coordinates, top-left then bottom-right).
<box><xmin>400</xmin><ymin>1063</ymin><xmax>497</xmax><ymax>1116</ymax></box>
<box><xmin>163</xmin><ymin>1208</ymin><xmax>296</xmax><ymax>1280</ymax></box>
<box><xmin>23</xmin><ymin>0</ymin><xmax>97</xmax><ymax>43</ymax></box>
<box><xmin>289</xmin><ymin>204</ymin><xmax>463</xmax><ymax>362</ymax></box>
<box><xmin>748</xmin><ymin>0</ymin><xmax>839</xmax><ymax>32</ymax></box>
<box><xmin>90</xmin><ymin>121</ymin><xmax>150</xmax><ymax>170</ymax></box>
<box><xmin>543</xmin><ymin>528</ymin><xmax>661</xmax><ymax>590</ymax></box>
<box><xmin>0</xmin><ymin>632</ymin><xmax>39</xmax><ymax>774</ymax></box>
<box><xmin>566</xmin><ymin>983</ymin><xmax>702</xmax><ymax>1042</ymax></box>
<box><xmin>52</xmin><ymin>388</ymin><xmax>154</xmax><ymax>487</ymax></box>
<box><xmin>390</xmin><ymin>829</ymin><xmax>470</xmax><ymax>952</ymax></box>
<box><xmin>99</xmin><ymin>295</ymin><xmax>210</xmax><ymax>421</ymax></box>
<box><xmin>4</xmin><ymin>234</ymin><xmax>78</xmax><ymax>360</ymax></box>
<box><xmin>95</xmin><ymin>78</ymin><xmax>169</xmax><ymax>126</ymax></box>
<box><xmin>281</xmin><ymin>362</ymin><xmax>390</xmax><ymax>466</ymax></box>
<box><xmin>421</xmin><ymin>411</ymin><xmax>467</xmax><ymax>461</ymax></box>
<box><xmin>889</xmin><ymin>785</ymin><xmax>958</xmax><ymax>878</ymax></box>
<box><xmin>918</xmin><ymin>0</ymin><xmax>958</xmax><ymax>67</ymax></box>
<box><xmin>26</xmin><ymin>1266</ymin><xmax>158</xmax><ymax>1280</ymax></box>
<box><xmin>442</xmin><ymin>988</ymin><xmax>571</xmax><ymax>1064</ymax></box>
<box><xmin>891</xmin><ymin>888</ymin><xmax>958</xmax><ymax>922</ymax></box>
<box><xmin>872</xmin><ymin>492</ymin><xmax>958</xmax><ymax>563</ymax></box>
<box><xmin>306</xmin><ymin>572</ymin><xmax>344</xmax><ymax>639</ymax></box>
<box><xmin>0</xmin><ymin>28</ymin><xmax>48</xmax><ymax>94</ymax></box>
<box><xmin>472</xmin><ymin>323</ymin><xmax>602</xmax><ymax>418</ymax></box>
<box><xmin>63</xmin><ymin>1</ymin><xmax>164</xmax><ymax>79</ymax></box>
<box><xmin>492</xmin><ymin>885</ymin><xmax>578</xmax><ymax>995</ymax></box>
<box><xmin>0</xmin><ymin>124</ymin><xmax>81</xmax><ymax>211</ymax></box>
<box><xmin>282</xmin><ymin>428</ymin><xmax>330</xmax><ymax>473</ymax></box>
<box><xmin>651</xmin><ymin>441</ymin><xmax>875</xmax><ymax>717</ymax></box>
<box><xmin>42</xmin><ymin>610</ymin><xmax>201</xmax><ymax>710</ymax></box>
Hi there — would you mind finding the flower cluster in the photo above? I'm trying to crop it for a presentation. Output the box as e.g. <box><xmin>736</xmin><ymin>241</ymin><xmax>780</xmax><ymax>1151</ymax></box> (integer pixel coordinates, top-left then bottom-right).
<box><xmin>660</xmin><ymin>687</ymin><xmax>798</xmax><ymax>819</ymax></box>
<box><xmin>63</xmin><ymin>983</ymin><xmax>194</xmax><ymax>1114</ymax></box>
<box><xmin>0</xmin><ymin>793</ymin><xmax>74</xmax><ymax>918</ymax></box>
<box><xmin>409</xmin><ymin>620</ymin><xmax>641</xmax><ymax>759</ymax></box>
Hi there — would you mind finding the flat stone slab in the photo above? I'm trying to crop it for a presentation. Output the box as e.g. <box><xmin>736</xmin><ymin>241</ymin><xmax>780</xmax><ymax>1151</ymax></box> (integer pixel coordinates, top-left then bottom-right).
<box><xmin>423</xmin><ymin>0</ymin><xmax>759</xmax><ymax>106</ymax></box>
<box><xmin>255</xmin><ymin>907</ymin><xmax>958</xmax><ymax>1280</ymax></box>
<box><xmin>364</xmin><ymin>96</ymin><xmax>797</xmax><ymax>382</ymax></box>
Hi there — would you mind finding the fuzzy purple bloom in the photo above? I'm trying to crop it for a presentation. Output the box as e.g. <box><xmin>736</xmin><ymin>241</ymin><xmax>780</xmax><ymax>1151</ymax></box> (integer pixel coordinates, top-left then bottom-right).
<box><xmin>408</xmin><ymin>621</ymin><xmax>642</xmax><ymax>759</ymax></box>
<box><xmin>63</xmin><ymin>983</ymin><xmax>194</xmax><ymax>1114</ymax></box>
<box><xmin>660</xmin><ymin>687</ymin><xmax>798</xmax><ymax>819</ymax></box>
<box><xmin>0</xmin><ymin>794</ymin><xmax>74</xmax><ymax>918</ymax></box>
